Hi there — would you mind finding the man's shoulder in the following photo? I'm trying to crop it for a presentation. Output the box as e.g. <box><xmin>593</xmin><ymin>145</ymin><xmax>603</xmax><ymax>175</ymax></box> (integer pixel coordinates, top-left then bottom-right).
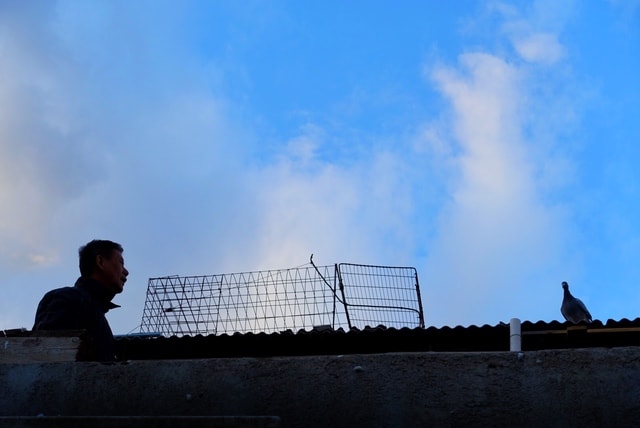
<box><xmin>33</xmin><ymin>286</ymin><xmax>93</xmax><ymax>331</ymax></box>
<box><xmin>40</xmin><ymin>286</ymin><xmax>90</xmax><ymax>303</ymax></box>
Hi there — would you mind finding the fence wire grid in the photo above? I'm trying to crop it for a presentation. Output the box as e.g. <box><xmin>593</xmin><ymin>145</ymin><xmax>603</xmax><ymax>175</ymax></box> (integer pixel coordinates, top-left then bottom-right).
<box><xmin>139</xmin><ymin>260</ymin><xmax>424</xmax><ymax>337</ymax></box>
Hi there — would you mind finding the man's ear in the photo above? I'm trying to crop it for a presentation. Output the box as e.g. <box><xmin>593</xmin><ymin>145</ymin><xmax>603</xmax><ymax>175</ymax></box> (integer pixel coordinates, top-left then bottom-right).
<box><xmin>95</xmin><ymin>254</ymin><xmax>105</xmax><ymax>271</ymax></box>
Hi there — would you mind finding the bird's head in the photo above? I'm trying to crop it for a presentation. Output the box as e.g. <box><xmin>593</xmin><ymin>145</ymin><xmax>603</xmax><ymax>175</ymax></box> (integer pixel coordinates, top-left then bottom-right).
<box><xmin>562</xmin><ymin>281</ymin><xmax>569</xmax><ymax>290</ymax></box>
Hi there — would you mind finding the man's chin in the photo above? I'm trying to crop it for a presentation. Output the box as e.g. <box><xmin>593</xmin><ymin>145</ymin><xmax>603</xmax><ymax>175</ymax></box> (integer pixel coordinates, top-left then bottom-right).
<box><xmin>110</xmin><ymin>283</ymin><xmax>125</xmax><ymax>294</ymax></box>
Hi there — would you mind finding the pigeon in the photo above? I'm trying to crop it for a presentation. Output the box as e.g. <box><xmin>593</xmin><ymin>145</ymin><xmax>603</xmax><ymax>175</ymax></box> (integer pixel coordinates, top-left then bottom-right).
<box><xmin>560</xmin><ymin>281</ymin><xmax>592</xmax><ymax>323</ymax></box>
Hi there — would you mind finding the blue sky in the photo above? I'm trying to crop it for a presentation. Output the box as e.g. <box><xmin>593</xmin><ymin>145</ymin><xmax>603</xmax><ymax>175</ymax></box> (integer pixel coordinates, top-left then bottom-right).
<box><xmin>1</xmin><ymin>0</ymin><xmax>639</xmax><ymax>334</ymax></box>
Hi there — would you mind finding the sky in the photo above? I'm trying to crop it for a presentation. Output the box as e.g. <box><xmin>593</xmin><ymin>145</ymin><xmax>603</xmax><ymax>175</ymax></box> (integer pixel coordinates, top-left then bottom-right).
<box><xmin>1</xmin><ymin>0</ymin><xmax>639</xmax><ymax>335</ymax></box>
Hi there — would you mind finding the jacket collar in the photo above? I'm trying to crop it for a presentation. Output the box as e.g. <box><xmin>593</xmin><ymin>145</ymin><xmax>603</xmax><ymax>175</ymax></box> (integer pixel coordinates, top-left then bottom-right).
<box><xmin>74</xmin><ymin>277</ymin><xmax>121</xmax><ymax>312</ymax></box>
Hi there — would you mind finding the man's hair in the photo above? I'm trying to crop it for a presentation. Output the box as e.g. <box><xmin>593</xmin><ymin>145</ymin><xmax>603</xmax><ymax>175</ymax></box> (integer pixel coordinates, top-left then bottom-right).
<box><xmin>78</xmin><ymin>240</ymin><xmax>124</xmax><ymax>277</ymax></box>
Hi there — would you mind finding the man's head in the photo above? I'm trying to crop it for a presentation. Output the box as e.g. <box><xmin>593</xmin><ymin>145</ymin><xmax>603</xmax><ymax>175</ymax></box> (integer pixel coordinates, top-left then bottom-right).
<box><xmin>79</xmin><ymin>240</ymin><xmax>129</xmax><ymax>294</ymax></box>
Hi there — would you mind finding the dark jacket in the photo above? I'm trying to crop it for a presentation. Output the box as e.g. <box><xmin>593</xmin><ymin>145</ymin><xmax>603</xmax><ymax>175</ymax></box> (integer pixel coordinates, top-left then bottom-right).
<box><xmin>33</xmin><ymin>277</ymin><xmax>120</xmax><ymax>361</ymax></box>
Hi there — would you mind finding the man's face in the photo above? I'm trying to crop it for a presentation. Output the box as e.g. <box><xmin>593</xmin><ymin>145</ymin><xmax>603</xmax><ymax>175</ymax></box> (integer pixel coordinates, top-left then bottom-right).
<box><xmin>96</xmin><ymin>250</ymin><xmax>129</xmax><ymax>294</ymax></box>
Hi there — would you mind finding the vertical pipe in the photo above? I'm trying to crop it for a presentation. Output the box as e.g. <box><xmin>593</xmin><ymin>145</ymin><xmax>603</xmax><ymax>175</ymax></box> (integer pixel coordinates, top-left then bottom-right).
<box><xmin>510</xmin><ymin>318</ymin><xmax>521</xmax><ymax>352</ymax></box>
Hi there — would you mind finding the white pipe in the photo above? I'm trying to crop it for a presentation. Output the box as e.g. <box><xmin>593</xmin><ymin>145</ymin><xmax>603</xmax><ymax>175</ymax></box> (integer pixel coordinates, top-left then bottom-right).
<box><xmin>510</xmin><ymin>318</ymin><xmax>521</xmax><ymax>352</ymax></box>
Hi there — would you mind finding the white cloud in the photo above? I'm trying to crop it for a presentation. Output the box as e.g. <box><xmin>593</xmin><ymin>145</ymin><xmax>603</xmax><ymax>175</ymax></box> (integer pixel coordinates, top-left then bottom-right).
<box><xmin>249</xmin><ymin>125</ymin><xmax>419</xmax><ymax>271</ymax></box>
<box><xmin>0</xmin><ymin>3</ymin><xmax>106</xmax><ymax>269</ymax></box>
<box><xmin>513</xmin><ymin>32</ymin><xmax>565</xmax><ymax>64</ymax></box>
<box><xmin>422</xmin><ymin>48</ymin><xmax>570</xmax><ymax>326</ymax></box>
<box><xmin>0</xmin><ymin>1</ymin><xmax>243</xmax><ymax>273</ymax></box>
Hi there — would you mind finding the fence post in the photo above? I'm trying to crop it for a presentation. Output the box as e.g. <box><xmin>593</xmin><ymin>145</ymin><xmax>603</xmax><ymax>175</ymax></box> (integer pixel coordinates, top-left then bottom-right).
<box><xmin>413</xmin><ymin>270</ymin><xmax>425</xmax><ymax>328</ymax></box>
<box><xmin>336</xmin><ymin>264</ymin><xmax>353</xmax><ymax>330</ymax></box>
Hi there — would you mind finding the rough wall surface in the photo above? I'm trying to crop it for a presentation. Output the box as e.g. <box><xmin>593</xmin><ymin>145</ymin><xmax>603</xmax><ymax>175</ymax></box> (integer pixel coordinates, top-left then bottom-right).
<box><xmin>2</xmin><ymin>347</ymin><xmax>640</xmax><ymax>427</ymax></box>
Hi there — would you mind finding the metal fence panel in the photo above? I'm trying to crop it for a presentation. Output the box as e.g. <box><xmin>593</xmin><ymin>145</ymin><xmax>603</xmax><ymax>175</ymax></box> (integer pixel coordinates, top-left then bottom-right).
<box><xmin>139</xmin><ymin>262</ymin><xmax>423</xmax><ymax>337</ymax></box>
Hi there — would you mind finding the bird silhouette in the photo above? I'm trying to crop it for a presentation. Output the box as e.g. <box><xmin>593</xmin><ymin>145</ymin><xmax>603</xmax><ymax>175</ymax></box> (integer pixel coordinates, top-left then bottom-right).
<box><xmin>560</xmin><ymin>281</ymin><xmax>592</xmax><ymax>323</ymax></box>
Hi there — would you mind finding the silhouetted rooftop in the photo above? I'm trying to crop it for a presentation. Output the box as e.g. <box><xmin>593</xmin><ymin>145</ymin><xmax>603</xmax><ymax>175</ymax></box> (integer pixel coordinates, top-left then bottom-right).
<box><xmin>112</xmin><ymin>318</ymin><xmax>640</xmax><ymax>361</ymax></box>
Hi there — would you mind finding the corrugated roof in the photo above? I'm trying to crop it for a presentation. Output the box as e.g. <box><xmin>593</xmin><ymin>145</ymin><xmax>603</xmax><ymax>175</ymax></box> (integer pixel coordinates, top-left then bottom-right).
<box><xmin>114</xmin><ymin>318</ymin><xmax>640</xmax><ymax>360</ymax></box>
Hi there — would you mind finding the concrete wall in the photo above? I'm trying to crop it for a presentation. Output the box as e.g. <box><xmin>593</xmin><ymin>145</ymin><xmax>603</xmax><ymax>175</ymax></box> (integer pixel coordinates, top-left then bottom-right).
<box><xmin>2</xmin><ymin>347</ymin><xmax>640</xmax><ymax>427</ymax></box>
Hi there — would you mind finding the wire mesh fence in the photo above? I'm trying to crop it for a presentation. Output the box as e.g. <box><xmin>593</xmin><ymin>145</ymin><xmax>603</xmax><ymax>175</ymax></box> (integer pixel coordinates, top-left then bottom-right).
<box><xmin>139</xmin><ymin>260</ymin><xmax>424</xmax><ymax>337</ymax></box>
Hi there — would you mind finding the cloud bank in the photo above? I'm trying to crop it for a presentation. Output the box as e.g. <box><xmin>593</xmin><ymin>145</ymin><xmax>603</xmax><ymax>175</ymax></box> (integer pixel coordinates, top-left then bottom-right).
<box><xmin>1</xmin><ymin>1</ymin><xmax>615</xmax><ymax>333</ymax></box>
